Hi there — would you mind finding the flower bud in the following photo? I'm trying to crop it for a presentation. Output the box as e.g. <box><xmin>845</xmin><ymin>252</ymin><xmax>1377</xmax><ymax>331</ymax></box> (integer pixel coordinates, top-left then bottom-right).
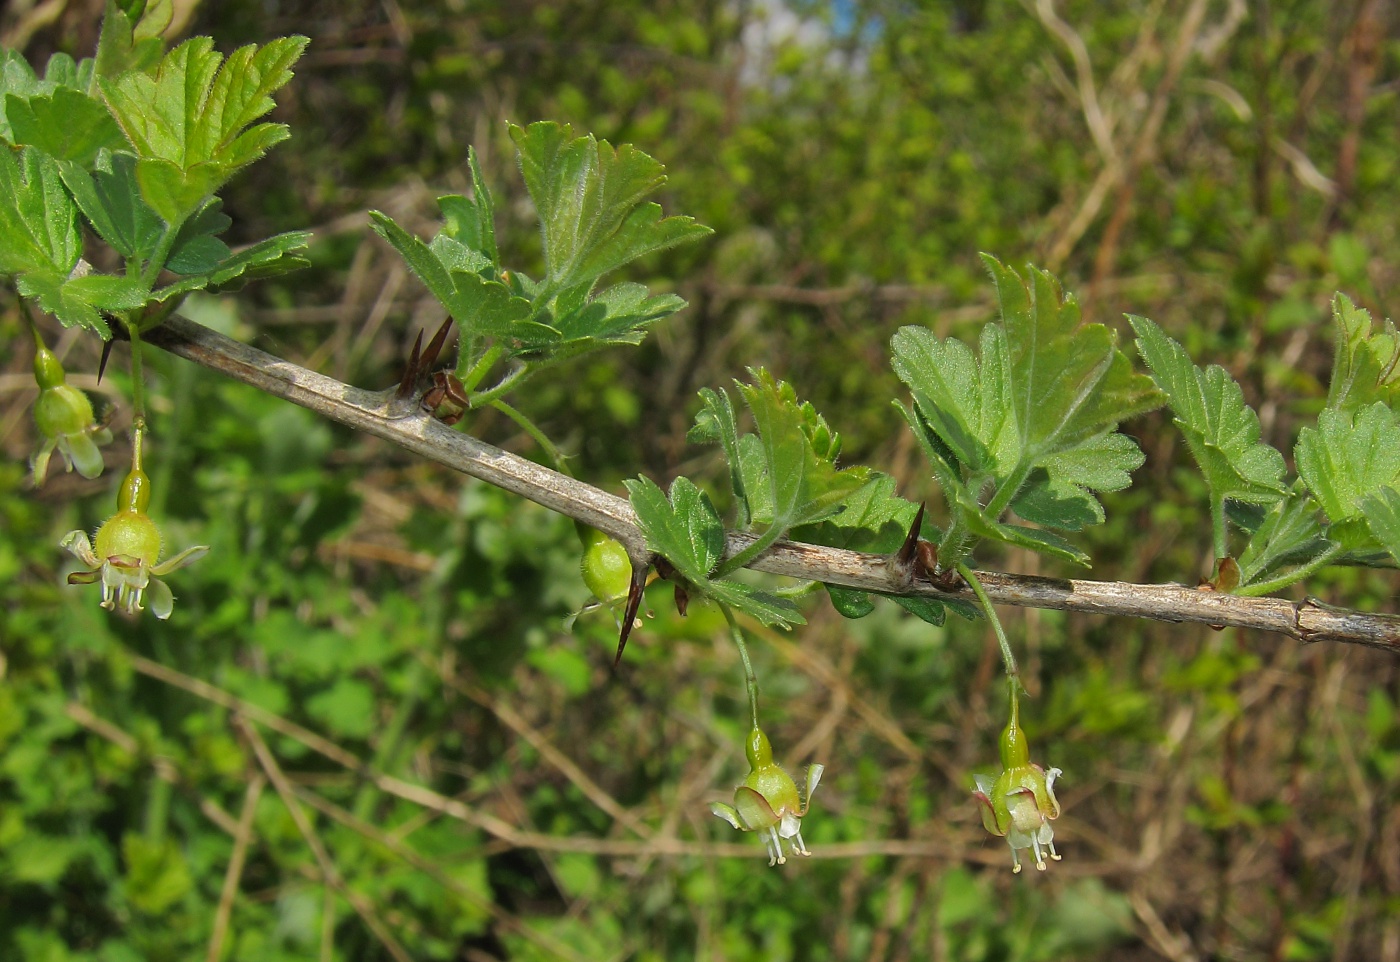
<box><xmin>30</xmin><ymin>343</ymin><xmax>111</xmax><ymax>484</ymax></box>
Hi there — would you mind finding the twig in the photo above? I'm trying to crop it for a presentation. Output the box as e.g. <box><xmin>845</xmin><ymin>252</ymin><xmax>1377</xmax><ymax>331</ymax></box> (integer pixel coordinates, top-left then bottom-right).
<box><xmin>448</xmin><ymin>675</ymin><xmax>653</xmax><ymax>839</ymax></box>
<box><xmin>290</xmin><ymin>782</ymin><xmax>594</xmax><ymax>962</ymax></box>
<box><xmin>63</xmin><ymin>700</ymin><xmax>240</xmax><ymax>835</ymax></box>
<box><xmin>142</xmin><ymin>312</ymin><xmax>1400</xmax><ymax>653</ymax></box>
<box><xmin>237</xmin><ymin>716</ymin><xmax>414</xmax><ymax>962</ymax></box>
<box><xmin>206</xmin><ymin>773</ymin><xmax>265</xmax><ymax>962</ymax></box>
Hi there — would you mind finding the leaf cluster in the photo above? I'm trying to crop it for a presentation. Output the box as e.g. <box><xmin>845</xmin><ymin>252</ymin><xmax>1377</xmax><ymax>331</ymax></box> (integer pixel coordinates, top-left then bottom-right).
<box><xmin>627</xmin><ymin>368</ymin><xmax>877</xmax><ymax>627</ymax></box>
<box><xmin>0</xmin><ymin>2</ymin><xmax>309</xmax><ymax>337</ymax></box>
<box><xmin>893</xmin><ymin>255</ymin><xmax>1164</xmax><ymax>570</ymax></box>
<box><xmin>369</xmin><ymin>121</ymin><xmax>712</xmax><ymax>411</ymax></box>
<box><xmin>1133</xmin><ymin>296</ymin><xmax>1400</xmax><ymax>592</ymax></box>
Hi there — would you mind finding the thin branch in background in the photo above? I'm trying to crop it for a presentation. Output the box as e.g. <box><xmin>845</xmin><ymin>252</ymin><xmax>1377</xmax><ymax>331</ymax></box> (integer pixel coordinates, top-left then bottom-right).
<box><xmin>290</xmin><ymin>782</ymin><xmax>593</xmax><ymax>962</ymax></box>
<box><xmin>63</xmin><ymin>700</ymin><xmax>240</xmax><ymax>835</ymax></box>
<box><xmin>237</xmin><ymin>715</ymin><xmax>415</xmax><ymax>962</ymax></box>
<box><xmin>1089</xmin><ymin>0</ymin><xmax>1211</xmax><ymax>302</ymax></box>
<box><xmin>206</xmin><ymin>772</ymin><xmax>265</xmax><ymax>962</ymax></box>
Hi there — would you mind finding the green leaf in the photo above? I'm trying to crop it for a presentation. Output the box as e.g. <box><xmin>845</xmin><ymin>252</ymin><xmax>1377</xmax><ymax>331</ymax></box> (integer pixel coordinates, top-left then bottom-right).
<box><xmin>0</xmin><ymin>146</ymin><xmax>80</xmax><ymax>277</ymax></box>
<box><xmin>553</xmin><ymin>281</ymin><xmax>688</xmax><ymax>345</ymax></box>
<box><xmin>624</xmin><ymin>475</ymin><xmax>803</xmax><ymax>628</ymax></box>
<box><xmin>436</xmin><ymin>147</ymin><xmax>498</xmax><ymax>267</ymax></box>
<box><xmin>4</xmin><ymin>89</ymin><xmax>128</xmax><ymax>166</ymax></box>
<box><xmin>1326</xmin><ymin>293</ymin><xmax>1400</xmax><ymax>413</ymax></box>
<box><xmin>152</xmin><ymin>230</ymin><xmax>312</xmax><ymax>300</ymax></box>
<box><xmin>57</xmin><ymin>150</ymin><xmax>162</xmax><ymax>260</ymax></box>
<box><xmin>891</xmin><ymin>257</ymin><xmax>1162</xmax><ymax>565</ymax></box>
<box><xmin>1236</xmin><ymin>489</ymin><xmax>1330</xmax><ymax>586</ymax></box>
<box><xmin>510</xmin><ymin>120</ymin><xmax>711</xmax><ymax>299</ymax></box>
<box><xmin>164</xmin><ymin>197</ymin><xmax>233</xmax><ymax>274</ymax></box>
<box><xmin>689</xmin><ymin>385</ymin><xmax>751</xmax><ymax>527</ymax></box>
<box><xmin>1130</xmin><ymin>315</ymin><xmax>1286</xmax><ymax>506</ymax></box>
<box><xmin>988</xmin><ymin>256</ymin><xmax>1161</xmax><ymax>469</ymax></box>
<box><xmin>95</xmin><ymin>0</ymin><xmax>169</xmax><ymax>79</ymax></box>
<box><xmin>99</xmin><ymin>34</ymin><xmax>308</xmax><ymax>222</ymax></box>
<box><xmin>1360</xmin><ymin>487</ymin><xmax>1400</xmax><ymax>566</ymax></box>
<box><xmin>1296</xmin><ymin>403</ymin><xmax>1400</xmax><ymax>526</ymax></box>
<box><xmin>1011</xmin><ymin>432</ymin><xmax>1144</xmax><ymax>531</ymax></box>
<box><xmin>369</xmin><ymin>211</ymin><xmax>556</xmax><ymax>353</ymax></box>
<box><xmin>712</xmin><ymin>369</ymin><xmax>870</xmax><ymax>574</ymax></box>
<box><xmin>17</xmin><ymin>270</ymin><xmax>151</xmax><ymax>336</ymax></box>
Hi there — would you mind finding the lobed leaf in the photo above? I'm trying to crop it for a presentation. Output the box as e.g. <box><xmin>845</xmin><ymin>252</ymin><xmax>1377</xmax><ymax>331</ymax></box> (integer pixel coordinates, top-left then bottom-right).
<box><xmin>369</xmin><ymin>211</ymin><xmax>555</xmax><ymax>352</ymax></box>
<box><xmin>1360</xmin><ymin>487</ymin><xmax>1400</xmax><ymax>566</ymax></box>
<box><xmin>1326</xmin><ymin>294</ymin><xmax>1400</xmax><ymax>413</ymax></box>
<box><xmin>0</xmin><ymin>147</ymin><xmax>80</xmax><ymax>278</ymax></box>
<box><xmin>99</xmin><ymin>34</ymin><xmax>308</xmax><ymax>222</ymax></box>
<box><xmin>1130</xmin><ymin>315</ymin><xmax>1286</xmax><ymax>506</ymax></box>
<box><xmin>510</xmin><ymin>121</ymin><xmax>711</xmax><ymax>299</ymax></box>
<box><xmin>700</xmin><ymin>369</ymin><xmax>871</xmax><ymax>575</ymax></box>
<box><xmin>1296</xmin><ymin>403</ymin><xmax>1400</xmax><ymax>552</ymax></box>
<box><xmin>17</xmin><ymin>271</ymin><xmax>150</xmax><ymax>336</ymax></box>
<box><xmin>624</xmin><ymin>475</ymin><xmax>803</xmax><ymax>628</ymax></box>
<box><xmin>891</xmin><ymin>257</ymin><xmax>1162</xmax><ymax>565</ymax></box>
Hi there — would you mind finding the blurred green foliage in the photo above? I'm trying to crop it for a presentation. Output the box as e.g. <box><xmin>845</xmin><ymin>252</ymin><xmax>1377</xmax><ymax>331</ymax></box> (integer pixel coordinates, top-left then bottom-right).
<box><xmin>2</xmin><ymin>0</ymin><xmax>1398</xmax><ymax>959</ymax></box>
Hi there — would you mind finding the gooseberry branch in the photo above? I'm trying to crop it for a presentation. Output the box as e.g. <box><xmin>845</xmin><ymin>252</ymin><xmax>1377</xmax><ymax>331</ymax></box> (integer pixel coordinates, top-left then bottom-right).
<box><xmin>141</xmin><ymin>311</ymin><xmax>1400</xmax><ymax>654</ymax></box>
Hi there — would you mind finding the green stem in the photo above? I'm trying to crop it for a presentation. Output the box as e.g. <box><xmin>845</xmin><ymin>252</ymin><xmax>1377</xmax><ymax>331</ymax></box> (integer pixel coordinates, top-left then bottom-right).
<box><xmin>1237</xmin><ymin>542</ymin><xmax>1346</xmax><ymax>597</ymax></box>
<box><xmin>469</xmin><ymin>364</ymin><xmax>532</xmax><ymax>408</ymax></box>
<box><xmin>714</xmin><ymin>524</ymin><xmax>784</xmax><ymax>578</ymax></box>
<box><xmin>128</xmin><ymin>323</ymin><xmax>148</xmax><ymax>425</ymax></box>
<box><xmin>719</xmin><ymin>603</ymin><xmax>760</xmax><ymax>731</ymax></box>
<box><xmin>956</xmin><ymin>562</ymin><xmax>1019</xmax><ymax>683</ymax></box>
<box><xmin>982</xmin><ymin>462</ymin><xmax>1032</xmax><ymax>522</ymax></box>
<box><xmin>489</xmin><ymin>399</ymin><xmax>572</xmax><ymax>478</ymax></box>
<box><xmin>1210</xmin><ymin>493</ymin><xmax>1228</xmax><ymax>563</ymax></box>
<box><xmin>139</xmin><ymin>215</ymin><xmax>188</xmax><ymax>292</ymax></box>
<box><xmin>458</xmin><ymin>342</ymin><xmax>505</xmax><ymax>394</ymax></box>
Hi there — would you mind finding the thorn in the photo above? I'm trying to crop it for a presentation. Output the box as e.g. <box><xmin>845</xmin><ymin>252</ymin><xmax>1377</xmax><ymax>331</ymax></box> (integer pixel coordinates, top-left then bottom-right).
<box><xmin>97</xmin><ymin>337</ymin><xmax>115</xmax><ymax>384</ymax></box>
<box><xmin>895</xmin><ymin>503</ymin><xmax>925</xmax><ymax>568</ymax></box>
<box><xmin>420</xmin><ymin>317</ymin><xmax>454</xmax><ymax>371</ymax></box>
<box><xmin>612</xmin><ymin>558</ymin><xmax>650</xmax><ymax>670</ymax></box>
<box><xmin>396</xmin><ymin>330</ymin><xmax>424</xmax><ymax>398</ymax></box>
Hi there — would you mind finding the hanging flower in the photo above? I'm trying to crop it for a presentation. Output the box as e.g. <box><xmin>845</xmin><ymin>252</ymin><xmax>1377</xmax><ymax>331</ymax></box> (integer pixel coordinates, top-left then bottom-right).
<box><xmin>972</xmin><ymin>687</ymin><xmax>1063</xmax><ymax>873</ymax></box>
<box><xmin>711</xmin><ymin>727</ymin><xmax>824</xmax><ymax>866</ymax></box>
<box><xmin>30</xmin><ymin>341</ymin><xmax>111</xmax><ymax>484</ymax></box>
<box><xmin>62</xmin><ymin>463</ymin><xmax>208</xmax><ymax>619</ymax></box>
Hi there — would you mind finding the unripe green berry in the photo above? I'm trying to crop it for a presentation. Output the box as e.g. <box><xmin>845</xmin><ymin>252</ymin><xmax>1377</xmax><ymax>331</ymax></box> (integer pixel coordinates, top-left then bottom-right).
<box><xmin>580</xmin><ymin>533</ymin><xmax>631</xmax><ymax>605</ymax></box>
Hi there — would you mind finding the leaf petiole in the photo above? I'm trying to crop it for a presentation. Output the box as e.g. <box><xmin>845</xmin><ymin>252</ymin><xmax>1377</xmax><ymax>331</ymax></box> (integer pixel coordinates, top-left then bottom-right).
<box><xmin>1236</xmin><ymin>541</ymin><xmax>1346</xmax><ymax>597</ymax></box>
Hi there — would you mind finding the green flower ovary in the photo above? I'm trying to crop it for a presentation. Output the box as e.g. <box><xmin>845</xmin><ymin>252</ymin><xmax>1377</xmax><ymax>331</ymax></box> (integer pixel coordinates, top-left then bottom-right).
<box><xmin>94</xmin><ymin>509</ymin><xmax>162</xmax><ymax>568</ymax></box>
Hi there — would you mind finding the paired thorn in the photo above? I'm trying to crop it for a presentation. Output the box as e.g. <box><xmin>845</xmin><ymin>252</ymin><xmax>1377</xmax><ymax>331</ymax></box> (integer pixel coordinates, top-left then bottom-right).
<box><xmin>396</xmin><ymin>317</ymin><xmax>456</xmax><ymax>398</ymax></box>
<box><xmin>887</xmin><ymin>502</ymin><xmax>963</xmax><ymax>591</ymax></box>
